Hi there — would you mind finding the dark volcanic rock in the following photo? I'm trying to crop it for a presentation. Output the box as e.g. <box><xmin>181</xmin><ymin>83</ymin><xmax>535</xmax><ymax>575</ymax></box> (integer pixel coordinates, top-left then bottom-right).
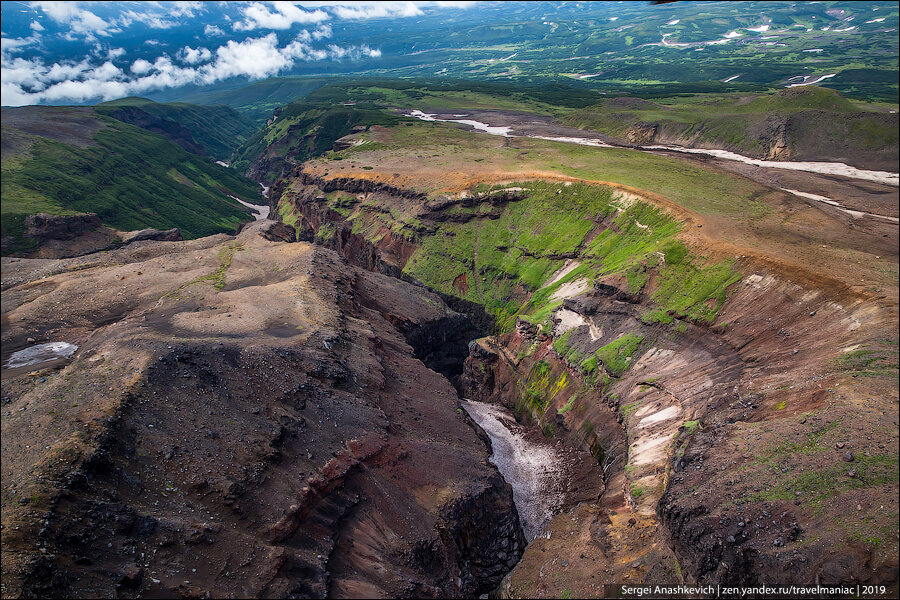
<box><xmin>24</xmin><ymin>213</ymin><xmax>102</xmax><ymax>244</ymax></box>
<box><xmin>258</xmin><ymin>221</ymin><xmax>297</xmax><ymax>243</ymax></box>
<box><xmin>121</xmin><ymin>228</ymin><xmax>183</xmax><ymax>244</ymax></box>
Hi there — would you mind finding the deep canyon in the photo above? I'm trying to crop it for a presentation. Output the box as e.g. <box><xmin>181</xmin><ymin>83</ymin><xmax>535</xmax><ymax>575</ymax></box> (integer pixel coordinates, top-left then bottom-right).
<box><xmin>2</xmin><ymin>117</ymin><xmax>898</xmax><ymax>599</ymax></box>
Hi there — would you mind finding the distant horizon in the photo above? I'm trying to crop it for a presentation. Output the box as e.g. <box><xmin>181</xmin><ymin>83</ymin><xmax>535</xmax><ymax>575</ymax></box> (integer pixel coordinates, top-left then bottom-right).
<box><xmin>2</xmin><ymin>1</ymin><xmax>897</xmax><ymax>107</ymax></box>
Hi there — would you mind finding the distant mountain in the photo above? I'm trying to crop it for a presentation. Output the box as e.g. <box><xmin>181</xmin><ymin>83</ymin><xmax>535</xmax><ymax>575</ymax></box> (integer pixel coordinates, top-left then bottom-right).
<box><xmin>1</xmin><ymin>105</ymin><xmax>263</xmax><ymax>255</ymax></box>
<box><xmin>164</xmin><ymin>79</ymin><xmax>333</xmax><ymax>125</ymax></box>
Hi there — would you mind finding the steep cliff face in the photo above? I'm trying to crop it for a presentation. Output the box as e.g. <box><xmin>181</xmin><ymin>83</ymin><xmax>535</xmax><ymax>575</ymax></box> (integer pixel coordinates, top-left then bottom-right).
<box><xmin>0</xmin><ymin>222</ymin><xmax>525</xmax><ymax>598</ymax></box>
<box><xmin>271</xmin><ymin>171</ymin><xmax>898</xmax><ymax>594</ymax></box>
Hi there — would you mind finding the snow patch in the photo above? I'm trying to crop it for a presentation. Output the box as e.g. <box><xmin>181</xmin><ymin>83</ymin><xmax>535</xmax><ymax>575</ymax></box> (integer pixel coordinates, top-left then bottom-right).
<box><xmin>550</xmin><ymin>278</ymin><xmax>590</xmax><ymax>302</ymax></box>
<box><xmin>639</xmin><ymin>405</ymin><xmax>681</xmax><ymax>427</ymax></box>
<box><xmin>545</xmin><ymin>259</ymin><xmax>581</xmax><ymax>287</ymax></box>
<box><xmin>781</xmin><ymin>188</ymin><xmax>899</xmax><ymax>222</ymax></box>
<box><xmin>230</xmin><ymin>195</ymin><xmax>270</xmax><ymax>221</ymax></box>
<box><xmin>462</xmin><ymin>400</ymin><xmax>565</xmax><ymax>541</ymax></box>
<box><xmin>5</xmin><ymin>342</ymin><xmax>78</xmax><ymax>369</ymax></box>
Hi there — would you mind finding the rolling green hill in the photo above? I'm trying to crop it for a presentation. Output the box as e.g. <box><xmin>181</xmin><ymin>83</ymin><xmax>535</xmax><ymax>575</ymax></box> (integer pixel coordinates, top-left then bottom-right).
<box><xmin>95</xmin><ymin>97</ymin><xmax>257</xmax><ymax>161</ymax></box>
<box><xmin>560</xmin><ymin>87</ymin><xmax>899</xmax><ymax>168</ymax></box>
<box><xmin>162</xmin><ymin>78</ymin><xmax>333</xmax><ymax>125</ymax></box>
<box><xmin>2</xmin><ymin>106</ymin><xmax>264</xmax><ymax>255</ymax></box>
<box><xmin>231</xmin><ymin>99</ymin><xmax>406</xmax><ymax>184</ymax></box>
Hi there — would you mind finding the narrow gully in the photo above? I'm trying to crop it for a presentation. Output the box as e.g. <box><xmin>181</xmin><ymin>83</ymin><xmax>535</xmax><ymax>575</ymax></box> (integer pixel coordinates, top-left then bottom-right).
<box><xmin>461</xmin><ymin>399</ymin><xmax>567</xmax><ymax>542</ymax></box>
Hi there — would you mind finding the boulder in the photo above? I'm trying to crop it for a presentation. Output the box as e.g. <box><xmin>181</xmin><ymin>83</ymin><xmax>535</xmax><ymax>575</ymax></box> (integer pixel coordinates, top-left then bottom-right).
<box><xmin>259</xmin><ymin>221</ymin><xmax>296</xmax><ymax>243</ymax></box>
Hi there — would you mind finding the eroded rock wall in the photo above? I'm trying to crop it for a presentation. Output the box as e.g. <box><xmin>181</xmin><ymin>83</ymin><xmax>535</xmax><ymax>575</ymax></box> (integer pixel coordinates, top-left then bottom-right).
<box><xmin>272</xmin><ymin>173</ymin><xmax>898</xmax><ymax>591</ymax></box>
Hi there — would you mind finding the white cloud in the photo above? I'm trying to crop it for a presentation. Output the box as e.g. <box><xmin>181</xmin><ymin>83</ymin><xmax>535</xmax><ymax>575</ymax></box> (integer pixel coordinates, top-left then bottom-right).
<box><xmin>116</xmin><ymin>2</ymin><xmax>206</xmax><ymax>28</ymax></box>
<box><xmin>91</xmin><ymin>61</ymin><xmax>124</xmax><ymax>80</ymax></box>
<box><xmin>312</xmin><ymin>24</ymin><xmax>331</xmax><ymax>40</ymax></box>
<box><xmin>169</xmin><ymin>1</ymin><xmax>205</xmax><ymax>18</ymax></box>
<box><xmin>331</xmin><ymin>2</ymin><xmax>423</xmax><ymax>19</ymax></box>
<box><xmin>1</xmin><ymin>35</ymin><xmax>41</xmax><ymax>54</ymax></box>
<box><xmin>30</xmin><ymin>21</ymin><xmax>45</xmax><ymax>31</ymax></box>
<box><xmin>46</xmin><ymin>59</ymin><xmax>92</xmax><ymax>82</ymax></box>
<box><xmin>2</xmin><ymin>31</ymin><xmax>382</xmax><ymax>106</ymax></box>
<box><xmin>234</xmin><ymin>2</ymin><xmax>329</xmax><ymax>31</ymax></box>
<box><xmin>294</xmin><ymin>24</ymin><xmax>332</xmax><ymax>42</ymax></box>
<box><xmin>179</xmin><ymin>45</ymin><xmax>212</xmax><ymax>64</ymax></box>
<box><xmin>121</xmin><ymin>10</ymin><xmax>178</xmax><ymax>29</ymax></box>
<box><xmin>327</xmin><ymin>43</ymin><xmax>380</xmax><ymax>58</ymax></box>
<box><xmin>204</xmin><ymin>24</ymin><xmax>225</xmax><ymax>36</ymax></box>
<box><xmin>107</xmin><ymin>47</ymin><xmax>126</xmax><ymax>60</ymax></box>
<box><xmin>40</xmin><ymin>78</ymin><xmax>129</xmax><ymax>102</ymax></box>
<box><xmin>201</xmin><ymin>33</ymin><xmax>297</xmax><ymax>80</ymax></box>
<box><xmin>130</xmin><ymin>59</ymin><xmax>153</xmax><ymax>74</ymax></box>
<box><xmin>31</xmin><ymin>1</ymin><xmax>112</xmax><ymax>37</ymax></box>
<box><xmin>1</xmin><ymin>55</ymin><xmax>48</xmax><ymax>88</ymax></box>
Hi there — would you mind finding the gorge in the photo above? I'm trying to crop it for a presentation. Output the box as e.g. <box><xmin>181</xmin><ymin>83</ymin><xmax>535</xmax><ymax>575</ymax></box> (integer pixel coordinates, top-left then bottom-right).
<box><xmin>2</xmin><ymin>84</ymin><xmax>898</xmax><ymax>599</ymax></box>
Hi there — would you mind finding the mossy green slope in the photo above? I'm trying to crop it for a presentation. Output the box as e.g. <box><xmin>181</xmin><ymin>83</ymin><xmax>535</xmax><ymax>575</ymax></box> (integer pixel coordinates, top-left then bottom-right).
<box><xmin>2</xmin><ymin>108</ymin><xmax>262</xmax><ymax>253</ymax></box>
<box><xmin>231</xmin><ymin>101</ymin><xmax>405</xmax><ymax>183</ymax></box>
<box><xmin>96</xmin><ymin>97</ymin><xmax>257</xmax><ymax>161</ymax></box>
<box><xmin>561</xmin><ymin>87</ymin><xmax>897</xmax><ymax>163</ymax></box>
<box><xmin>298</xmin><ymin>180</ymin><xmax>740</xmax><ymax>334</ymax></box>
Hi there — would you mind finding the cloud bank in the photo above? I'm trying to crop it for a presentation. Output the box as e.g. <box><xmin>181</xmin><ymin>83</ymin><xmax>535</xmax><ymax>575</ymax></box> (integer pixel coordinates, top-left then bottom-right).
<box><xmin>1</xmin><ymin>1</ymin><xmax>479</xmax><ymax>106</ymax></box>
<box><xmin>1</xmin><ymin>30</ymin><xmax>380</xmax><ymax>106</ymax></box>
<box><xmin>234</xmin><ymin>2</ymin><xmax>329</xmax><ymax>31</ymax></box>
<box><xmin>331</xmin><ymin>2</ymin><xmax>423</xmax><ymax>20</ymax></box>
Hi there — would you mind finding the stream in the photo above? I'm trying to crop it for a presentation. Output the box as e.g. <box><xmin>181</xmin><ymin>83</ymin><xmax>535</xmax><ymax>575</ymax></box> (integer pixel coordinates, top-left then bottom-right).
<box><xmin>405</xmin><ymin>110</ymin><xmax>900</xmax><ymax>188</ymax></box>
<box><xmin>229</xmin><ymin>195</ymin><xmax>270</xmax><ymax>220</ymax></box>
<box><xmin>461</xmin><ymin>399</ymin><xmax>567</xmax><ymax>541</ymax></box>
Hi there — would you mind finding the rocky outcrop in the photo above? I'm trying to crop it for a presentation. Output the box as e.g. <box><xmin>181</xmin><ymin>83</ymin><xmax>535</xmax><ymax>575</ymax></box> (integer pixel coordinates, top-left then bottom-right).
<box><xmin>332</xmin><ymin>126</ymin><xmax>369</xmax><ymax>152</ymax></box>
<box><xmin>258</xmin><ymin>221</ymin><xmax>296</xmax><ymax>243</ymax></box>
<box><xmin>24</xmin><ymin>213</ymin><xmax>102</xmax><ymax>245</ymax></box>
<box><xmin>120</xmin><ymin>227</ymin><xmax>183</xmax><ymax>244</ymax></box>
<box><xmin>754</xmin><ymin>114</ymin><xmax>790</xmax><ymax>160</ymax></box>
<box><xmin>296</xmin><ymin>171</ymin><xmax>429</xmax><ymax>203</ymax></box>
<box><xmin>18</xmin><ymin>220</ymin><xmax>183</xmax><ymax>259</ymax></box>
<box><xmin>435</xmin><ymin>473</ymin><xmax>526</xmax><ymax>592</ymax></box>
<box><xmin>624</xmin><ymin>121</ymin><xmax>659</xmax><ymax>144</ymax></box>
